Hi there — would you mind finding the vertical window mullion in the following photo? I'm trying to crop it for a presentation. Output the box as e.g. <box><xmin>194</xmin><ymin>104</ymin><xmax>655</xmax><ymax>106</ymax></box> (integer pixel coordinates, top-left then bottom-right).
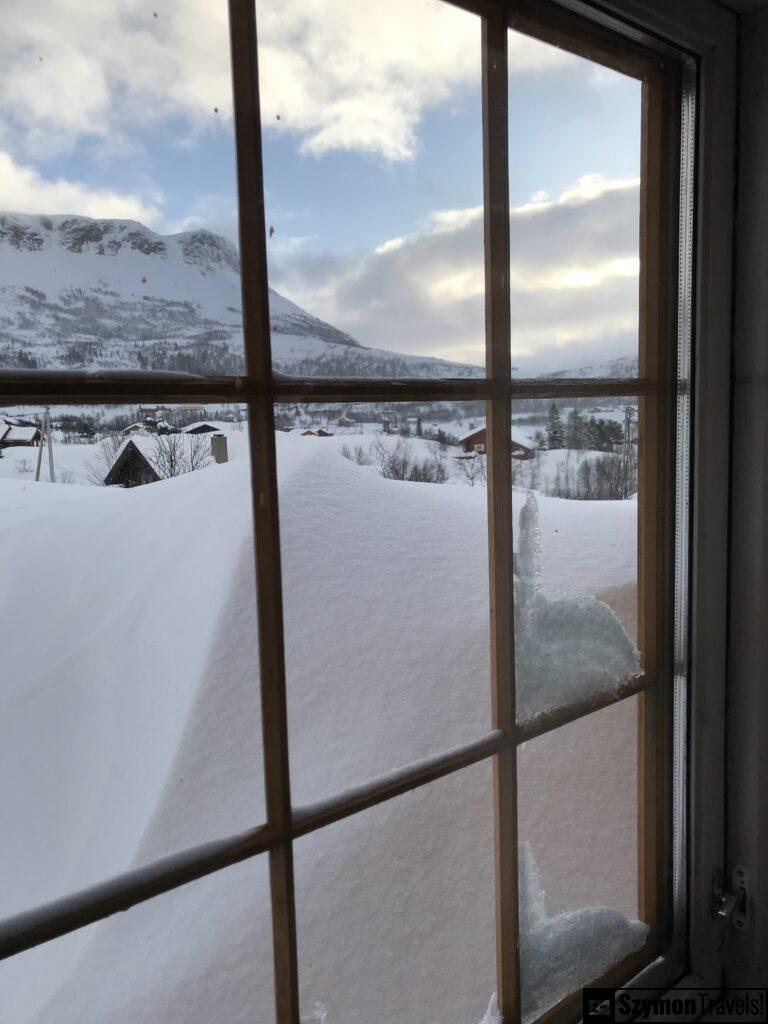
<box><xmin>482</xmin><ymin>12</ymin><xmax>520</xmax><ymax>1023</ymax></box>
<box><xmin>228</xmin><ymin>1</ymin><xmax>300</xmax><ymax>1022</ymax></box>
<box><xmin>637</xmin><ymin>62</ymin><xmax>679</xmax><ymax>954</ymax></box>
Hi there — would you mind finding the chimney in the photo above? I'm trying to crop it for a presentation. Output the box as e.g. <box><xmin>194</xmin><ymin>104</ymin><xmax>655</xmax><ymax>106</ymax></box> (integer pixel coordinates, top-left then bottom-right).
<box><xmin>211</xmin><ymin>433</ymin><xmax>228</xmax><ymax>464</ymax></box>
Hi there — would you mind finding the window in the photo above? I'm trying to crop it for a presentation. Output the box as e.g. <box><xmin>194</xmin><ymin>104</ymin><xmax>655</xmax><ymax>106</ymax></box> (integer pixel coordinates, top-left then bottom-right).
<box><xmin>0</xmin><ymin>2</ymin><xmax>696</xmax><ymax>1023</ymax></box>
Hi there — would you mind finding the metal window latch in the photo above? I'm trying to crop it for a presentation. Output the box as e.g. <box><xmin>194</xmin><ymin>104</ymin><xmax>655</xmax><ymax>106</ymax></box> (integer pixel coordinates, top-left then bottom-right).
<box><xmin>713</xmin><ymin>866</ymin><xmax>749</xmax><ymax>931</ymax></box>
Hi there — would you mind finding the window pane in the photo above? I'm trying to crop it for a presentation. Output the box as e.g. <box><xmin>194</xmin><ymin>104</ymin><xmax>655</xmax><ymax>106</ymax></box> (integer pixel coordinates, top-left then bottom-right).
<box><xmin>257</xmin><ymin>0</ymin><xmax>485</xmax><ymax>377</ymax></box>
<box><xmin>277</xmin><ymin>402</ymin><xmax>491</xmax><ymax>805</ymax></box>
<box><xmin>518</xmin><ymin>698</ymin><xmax>647</xmax><ymax>1020</ymax></box>
<box><xmin>295</xmin><ymin>761</ymin><xmax>496</xmax><ymax>1024</ymax></box>
<box><xmin>0</xmin><ymin>6</ymin><xmax>244</xmax><ymax>374</ymax></box>
<box><xmin>0</xmin><ymin>857</ymin><xmax>274</xmax><ymax>1024</ymax></box>
<box><xmin>508</xmin><ymin>30</ymin><xmax>641</xmax><ymax>378</ymax></box>
<box><xmin>508</xmin><ymin>397</ymin><xmax>641</xmax><ymax>723</ymax></box>
<box><xmin>0</xmin><ymin>403</ymin><xmax>262</xmax><ymax>916</ymax></box>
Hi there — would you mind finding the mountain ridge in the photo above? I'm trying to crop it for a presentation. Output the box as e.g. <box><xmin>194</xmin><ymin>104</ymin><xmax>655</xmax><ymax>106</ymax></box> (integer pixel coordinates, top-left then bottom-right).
<box><xmin>0</xmin><ymin>212</ymin><xmax>635</xmax><ymax>380</ymax></box>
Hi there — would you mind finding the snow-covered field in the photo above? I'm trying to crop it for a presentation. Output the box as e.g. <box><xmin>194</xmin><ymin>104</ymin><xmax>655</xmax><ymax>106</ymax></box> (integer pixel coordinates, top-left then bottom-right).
<box><xmin>0</xmin><ymin>431</ymin><xmax>643</xmax><ymax>1023</ymax></box>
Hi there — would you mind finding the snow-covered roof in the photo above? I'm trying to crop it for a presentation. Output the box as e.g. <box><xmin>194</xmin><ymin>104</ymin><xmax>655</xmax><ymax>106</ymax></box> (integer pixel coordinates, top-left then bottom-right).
<box><xmin>182</xmin><ymin>421</ymin><xmax>220</xmax><ymax>433</ymax></box>
<box><xmin>458</xmin><ymin>424</ymin><xmax>534</xmax><ymax>449</ymax></box>
<box><xmin>511</xmin><ymin>429</ymin><xmax>533</xmax><ymax>448</ymax></box>
<box><xmin>3</xmin><ymin>425</ymin><xmax>39</xmax><ymax>442</ymax></box>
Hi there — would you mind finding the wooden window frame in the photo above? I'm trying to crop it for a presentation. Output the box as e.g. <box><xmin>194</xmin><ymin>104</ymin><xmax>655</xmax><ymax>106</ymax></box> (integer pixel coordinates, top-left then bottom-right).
<box><xmin>0</xmin><ymin>1</ymin><xmax>697</xmax><ymax>1023</ymax></box>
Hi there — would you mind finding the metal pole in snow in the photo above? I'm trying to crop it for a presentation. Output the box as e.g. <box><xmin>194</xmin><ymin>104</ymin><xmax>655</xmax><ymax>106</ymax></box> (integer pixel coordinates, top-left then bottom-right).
<box><xmin>46</xmin><ymin>407</ymin><xmax>56</xmax><ymax>483</ymax></box>
<box><xmin>34</xmin><ymin>410</ymin><xmax>45</xmax><ymax>482</ymax></box>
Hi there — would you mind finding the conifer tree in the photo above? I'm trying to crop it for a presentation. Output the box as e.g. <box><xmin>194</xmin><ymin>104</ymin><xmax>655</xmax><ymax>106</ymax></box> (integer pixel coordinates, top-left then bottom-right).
<box><xmin>546</xmin><ymin>402</ymin><xmax>565</xmax><ymax>449</ymax></box>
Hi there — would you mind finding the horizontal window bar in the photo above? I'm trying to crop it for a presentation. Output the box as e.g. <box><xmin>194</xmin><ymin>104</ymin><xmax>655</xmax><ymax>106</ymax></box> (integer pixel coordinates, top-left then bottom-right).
<box><xmin>0</xmin><ymin>369</ymin><xmax>258</xmax><ymax>405</ymax></box>
<box><xmin>0</xmin><ymin>675</ymin><xmax>653</xmax><ymax>962</ymax></box>
<box><xmin>272</xmin><ymin>376</ymin><xmax>653</xmax><ymax>402</ymax></box>
<box><xmin>292</xmin><ymin>729</ymin><xmax>510</xmax><ymax>835</ymax></box>
<box><xmin>0</xmin><ymin>369</ymin><xmax>655</xmax><ymax>405</ymax></box>
<box><xmin>0</xmin><ymin>823</ymin><xmax>278</xmax><ymax>961</ymax></box>
<box><xmin>0</xmin><ymin>732</ymin><xmax>510</xmax><ymax>961</ymax></box>
<box><xmin>516</xmin><ymin>674</ymin><xmax>654</xmax><ymax>744</ymax></box>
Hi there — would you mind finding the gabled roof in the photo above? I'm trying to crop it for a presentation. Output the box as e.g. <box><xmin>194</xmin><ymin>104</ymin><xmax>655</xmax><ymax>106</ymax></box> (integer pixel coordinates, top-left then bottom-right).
<box><xmin>458</xmin><ymin>424</ymin><xmax>534</xmax><ymax>450</ymax></box>
<box><xmin>104</xmin><ymin>439</ymin><xmax>161</xmax><ymax>486</ymax></box>
<box><xmin>2</xmin><ymin>425</ymin><xmax>40</xmax><ymax>442</ymax></box>
<box><xmin>182</xmin><ymin>422</ymin><xmax>219</xmax><ymax>433</ymax></box>
<box><xmin>458</xmin><ymin>426</ymin><xmax>485</xmax><ymax>444</ymax></box>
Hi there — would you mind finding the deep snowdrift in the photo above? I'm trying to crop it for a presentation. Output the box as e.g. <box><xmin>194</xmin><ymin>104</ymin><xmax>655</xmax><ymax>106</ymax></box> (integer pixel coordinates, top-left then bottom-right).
<box><xmin>0</xmin><ymin>436</ymin><xmax>645</xmax><ymax>1023</ymax></box>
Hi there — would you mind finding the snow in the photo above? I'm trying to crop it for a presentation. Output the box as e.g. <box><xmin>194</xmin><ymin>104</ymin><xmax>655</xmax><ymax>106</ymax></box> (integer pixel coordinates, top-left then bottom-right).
<box><xmin>0</xmin><ymin>211</ymin><xmax>482</xmax><ymax>378</ymax></box>
<box><xmin>518</xmin><ymin>843</ymin><xmax>647</xmax><ymax>1021</ymax></box>
<box><xmin>0</xmin><ymin>420</ymin><xmax>251</xmax><ymax>486</ymax></box>
<box><xmin>2</xmin><ymin>425</ymin><xmax>38</xmax><ymax>443</ymax></box>
<box><xmin>0</xmin><ymin>435</ymin><xmax>645</xmax><ymax>1023</ymax></box>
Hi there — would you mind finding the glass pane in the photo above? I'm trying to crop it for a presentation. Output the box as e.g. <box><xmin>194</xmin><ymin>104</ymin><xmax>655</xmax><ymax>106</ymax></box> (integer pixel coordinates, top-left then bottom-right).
<box><xmin>0</xmin><ymin>7</ymin><xmax>244</xmax><ymax>374</ymax></box>
<box><xmin>0</xmin><ymin>858</ymin><xmax>274</xmax><ymax>1024</ymax></box>
<box><xmin>0</xmin><ymin>402</ymin><xmax>262</xmax><ymax>916</ymax></box>
<box><xmin>509</xmin><ymin>397</ymin><xmax>641</xmax><ymax>723</ymax></box>
<box><xmin>508</xmin><ymin>30</ymin><xmax>642</xmax><ymax>378</ymax></box>
<box><xmin>295</xmin><ymin>761</ymin><xmax>496</xmax><ymax>1024</ymax></box>
<box><xmin>518</xmin><ymin>698</ymin><xmax>647</xmax><ymax>1020</ymax></box>
<box><xmin>277</xmin><ymin>402</ymin><xmax>491</xmax><ymax>805</ymax></box>
<box><xmin>257</xmin><ymin>0</ymin><xmax>485</xmax><ymax>376</ymax></box>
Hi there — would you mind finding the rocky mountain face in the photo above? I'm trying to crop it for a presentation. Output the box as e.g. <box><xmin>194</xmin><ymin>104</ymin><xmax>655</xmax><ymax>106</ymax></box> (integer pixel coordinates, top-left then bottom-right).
<box><xmin>0</xmin><ymin>213</ymin><xmax>480</xmax><ymax>378</ymax></box>
<box><xmin>0</xmin><ymin>212</ymin><xmax>636</xmax><ymax>380</ymax></box>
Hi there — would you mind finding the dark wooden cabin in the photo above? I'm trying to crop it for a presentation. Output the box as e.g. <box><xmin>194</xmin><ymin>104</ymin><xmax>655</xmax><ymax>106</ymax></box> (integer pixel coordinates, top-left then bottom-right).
<box><xmin>104</xmin><ymin>440</ymin><xmax>161</xmax><ymax>488</ymax></box>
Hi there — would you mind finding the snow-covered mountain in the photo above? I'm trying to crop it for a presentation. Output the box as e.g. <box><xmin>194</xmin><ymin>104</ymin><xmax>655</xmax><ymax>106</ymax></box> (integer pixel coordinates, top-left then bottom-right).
<box><xmin>0</xmin><ymin>212</ymin><xmax>639</xmax><ymax>380</ymax></box>
<box><xmin>0</xmin><ymin>213</ymin><xmax>482</xmax><ymax>378</ymax></box>
<box><xmin>535</xmin><ymin>354</ymin><xmax>639</xmax><ymax>379</ymax></box>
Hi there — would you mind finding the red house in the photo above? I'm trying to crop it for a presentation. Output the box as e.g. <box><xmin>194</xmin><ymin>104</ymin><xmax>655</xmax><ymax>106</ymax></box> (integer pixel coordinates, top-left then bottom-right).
<box><xmin>458</xmin><ymin>425</ymin><xmax>534</xmax><ymax>459</ymax></box>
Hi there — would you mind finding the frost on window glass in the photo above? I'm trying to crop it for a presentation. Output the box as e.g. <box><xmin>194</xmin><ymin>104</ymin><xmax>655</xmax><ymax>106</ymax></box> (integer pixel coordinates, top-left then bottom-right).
<box><xmin>511</xmin><ymin>397</ymin><xmax>641</xmax><ymax>723</ymax></box>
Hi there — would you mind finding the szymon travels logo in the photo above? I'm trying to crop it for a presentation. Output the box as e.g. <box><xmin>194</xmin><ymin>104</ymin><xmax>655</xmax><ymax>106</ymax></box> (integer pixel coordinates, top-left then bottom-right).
<box><xmin>582</xmin><ymin>987</ymin><xmax>767</xmax><ymax>1023</ymax></box>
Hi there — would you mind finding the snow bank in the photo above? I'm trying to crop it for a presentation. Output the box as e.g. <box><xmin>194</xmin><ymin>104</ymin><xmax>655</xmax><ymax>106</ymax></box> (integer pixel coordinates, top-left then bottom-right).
<box><xmin>0</xmin><ymin>436</ymin><xmax>644</xmax><ymax>1023</ymax></box>
<box><xmin>519</xmin><ymin>843</ymin><xmax>647</xmax><ymax>1021</ymax></box>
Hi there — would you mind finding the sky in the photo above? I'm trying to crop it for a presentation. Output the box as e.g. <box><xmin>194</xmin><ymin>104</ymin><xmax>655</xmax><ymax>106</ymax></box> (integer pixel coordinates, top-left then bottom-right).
<box><xmin>0</xmin><ymin>0</ymin><xmax>641</xmax><ymax>373</ymax></box>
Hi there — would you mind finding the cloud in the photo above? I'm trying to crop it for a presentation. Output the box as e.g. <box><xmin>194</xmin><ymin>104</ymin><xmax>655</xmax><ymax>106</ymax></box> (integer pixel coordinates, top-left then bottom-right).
<box><xmin>268</xmin><ymin>176</ymin><xmax>640</xmax><ymax>372</ymax></box>
<box><xmin>0</xmin><ymin>151</ymin><xmax>162</xmax><ymax>224</ymax></box>
<box><xmin>0</xmin><ymin>0</ymin><xmax>605</xmax><ymax>164</ymax></box>
<box><xmin>0</xmin><ymin>0</ymin><xmax>233</xmax><ymax>159</ymax></box>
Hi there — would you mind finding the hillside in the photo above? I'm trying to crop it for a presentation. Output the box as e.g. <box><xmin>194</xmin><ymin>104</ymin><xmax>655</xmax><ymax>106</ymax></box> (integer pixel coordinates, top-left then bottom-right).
<box><xmin>0</xmin><ymin>213</ymin><xmax>481</xmax><ymax>378</ymax></box>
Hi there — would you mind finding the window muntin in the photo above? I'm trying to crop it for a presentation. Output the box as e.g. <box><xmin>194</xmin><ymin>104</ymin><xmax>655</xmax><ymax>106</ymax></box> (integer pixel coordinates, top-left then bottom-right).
<box><xmin>0</xmin><ymin>3</ymin><xmax>687</xmax><ymax>1024</ymax></box>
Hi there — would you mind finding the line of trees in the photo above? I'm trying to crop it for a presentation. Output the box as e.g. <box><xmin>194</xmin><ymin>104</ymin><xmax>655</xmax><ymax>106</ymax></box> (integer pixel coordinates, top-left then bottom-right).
<box><xmin>545</xmin><ymin>403</ymin><xmax>626</xmax><ymax>452</ymax></box>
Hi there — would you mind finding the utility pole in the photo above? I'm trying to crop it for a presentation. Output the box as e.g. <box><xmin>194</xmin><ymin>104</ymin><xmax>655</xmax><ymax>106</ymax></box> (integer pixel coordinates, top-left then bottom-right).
<box><xmin>34</xmin><ymin>407</ymin><xmax>55</xmax><ymax>482</ymax></box>
<box><xmin>622</xmin><ymin>405</ymin><xmax>636</xmax><ymax>499</ymax></box>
